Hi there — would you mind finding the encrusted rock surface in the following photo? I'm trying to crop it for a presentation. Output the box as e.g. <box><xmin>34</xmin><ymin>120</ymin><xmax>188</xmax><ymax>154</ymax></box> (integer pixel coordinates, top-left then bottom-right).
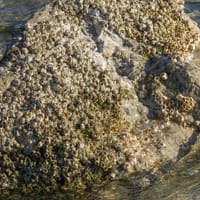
<box><xmin>0</xmin><ymin>0</ymin><xmax>200</xmax><ymax>193</ymax></box>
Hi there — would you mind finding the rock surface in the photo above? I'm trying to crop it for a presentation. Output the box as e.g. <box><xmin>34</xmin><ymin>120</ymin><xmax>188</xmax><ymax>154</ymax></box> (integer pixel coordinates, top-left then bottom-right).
<box><xmin>0</xmin><ymin>0</ymin><xmax>200</xmax><ymax>192</ymax></box>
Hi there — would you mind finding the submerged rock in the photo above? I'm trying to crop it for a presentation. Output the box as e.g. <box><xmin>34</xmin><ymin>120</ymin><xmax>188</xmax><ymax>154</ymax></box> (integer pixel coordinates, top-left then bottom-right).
<box><xmin>0</xmin><ymin>0</ymin><xmax>200</xmax><ymax>193</ymax></box>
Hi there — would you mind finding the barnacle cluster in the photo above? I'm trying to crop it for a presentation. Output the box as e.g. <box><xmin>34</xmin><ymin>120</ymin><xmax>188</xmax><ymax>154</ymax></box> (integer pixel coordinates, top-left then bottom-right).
<box><xmin>153</xmin><ymin>89</ymin><xmax>196</xmax><ymax>124</ymax></box>
<box><xmin>176</xmin><ymin>94</ymin><xmax>196</xmax><ymax>113</ymax></box>
<box><xmin>79</xmin><ymin>0</ymin><xmax>198</xmax><ymax>57</ymax></box>
<box><xmin>0</xmin><ymin>0</ymin><xmax>134</xmax><ymax>191</ymax></box>
<box><xmin>144</xmin><ymin>60</ymin><xmax>197</xmax><ymax>126</ymax></box>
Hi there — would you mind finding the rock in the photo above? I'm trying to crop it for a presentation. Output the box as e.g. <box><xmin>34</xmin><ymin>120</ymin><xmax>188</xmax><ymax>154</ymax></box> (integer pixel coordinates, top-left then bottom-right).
<box><xmin>0</xmin><ymin>0</ymin><xmax>200</xmax><ymax>193</ymax></box>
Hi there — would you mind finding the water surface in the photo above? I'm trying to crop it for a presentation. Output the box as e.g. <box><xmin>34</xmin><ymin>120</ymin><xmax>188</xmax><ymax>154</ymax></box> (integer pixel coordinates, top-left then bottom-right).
<box><xmin>0</xmin><ymin>0</ymin><xmax>51</xmax><ymax>60</ymax></box>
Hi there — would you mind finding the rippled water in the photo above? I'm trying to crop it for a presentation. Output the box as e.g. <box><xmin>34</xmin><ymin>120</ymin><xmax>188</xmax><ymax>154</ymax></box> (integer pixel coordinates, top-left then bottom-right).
<box><xmin>1</xmin><ymin>1</ymin><xmax>200</xmax><ymax>199</ymax></box>
<box><xmin>185</xmin><ymin>1</ymin><xmax>200</xmax><ymax>25</ymax></box>
<box><xmin>0</xmin><ymin>0</ymin><xmax>51</xmax><ymax>60</ymax></box>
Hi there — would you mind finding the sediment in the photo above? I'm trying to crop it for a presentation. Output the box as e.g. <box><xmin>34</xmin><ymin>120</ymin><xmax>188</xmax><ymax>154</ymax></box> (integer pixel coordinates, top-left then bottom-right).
<box><xmin>0</xmin><ymin>0</ymin><xmax>200</xmax><ymax>192</ymax></box>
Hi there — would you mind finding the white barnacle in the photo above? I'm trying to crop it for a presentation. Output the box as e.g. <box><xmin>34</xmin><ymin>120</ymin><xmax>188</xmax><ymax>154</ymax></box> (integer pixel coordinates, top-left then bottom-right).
<box><xmin>160</xmin><ymin>72</ymin><xmax>168</xmax><ymax>81</ymax></box>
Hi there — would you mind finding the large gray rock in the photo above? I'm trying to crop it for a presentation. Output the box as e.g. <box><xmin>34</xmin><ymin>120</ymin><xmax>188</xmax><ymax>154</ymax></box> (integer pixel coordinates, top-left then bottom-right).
<box><xmin>0</xmin><ymin>0</ymin><xmax>200</xmax><ymax>192</ymax></box>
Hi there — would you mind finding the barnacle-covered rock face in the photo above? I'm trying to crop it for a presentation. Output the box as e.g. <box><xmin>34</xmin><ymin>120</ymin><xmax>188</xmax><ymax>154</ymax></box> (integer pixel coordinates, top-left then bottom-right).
<box><xmin>137</xmin><ymin>56</ymin><xmax>199</xmax><ymax>128</ymax></box>
<box><xmin>86</xmin><ymin>0</ymin><xmax>198</xmax><ymax>57</ymax></box>
<box><xmin>0</xmin><ymin>0</ymin><xmax>200</xmax><ymax>193</ymax></box>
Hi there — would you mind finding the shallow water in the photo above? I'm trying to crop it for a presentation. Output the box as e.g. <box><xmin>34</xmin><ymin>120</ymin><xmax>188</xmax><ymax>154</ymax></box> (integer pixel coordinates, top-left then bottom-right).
<box><xmin>1</xmin><ymin>1</ymin><xmax>200</xmax><ymax>199</ymax></box>
<box><xmin>0</xmin><ymin>0</ymin><xmax>51</xmax><ymax>60</ymax></box>
<box><xmin>185</xmin><ymin>1</ymin><xmax>200</xmax><ymax>25</ymax></box>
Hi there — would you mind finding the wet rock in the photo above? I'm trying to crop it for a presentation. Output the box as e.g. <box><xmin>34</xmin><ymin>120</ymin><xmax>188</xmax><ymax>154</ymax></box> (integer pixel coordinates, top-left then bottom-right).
<box><xmin>0</xmin><ymin>0</ymin><xmax>200</xmax><ymax>193</ymax></box>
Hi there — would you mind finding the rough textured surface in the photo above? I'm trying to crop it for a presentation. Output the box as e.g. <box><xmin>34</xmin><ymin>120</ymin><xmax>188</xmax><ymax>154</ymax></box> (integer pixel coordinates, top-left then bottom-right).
<box><xmin>0</xmin><ymin>0</ymin><xmax>200</xmax><ymax>193</ymax></box>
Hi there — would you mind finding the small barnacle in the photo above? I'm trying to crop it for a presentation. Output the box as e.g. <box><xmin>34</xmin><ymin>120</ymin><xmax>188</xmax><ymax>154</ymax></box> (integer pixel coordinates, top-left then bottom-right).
<box><xmin>164</xmin><ymin>99</ymin><xmax>172</xmax><ymax>111</ymax></box>
<box><xmin>154</xmin><ymin>76</ymin><xmax>161</xmax><ymax>85</ymax></box>
<box><xmin>167</xmin><ymin>108</ymin><xmax>174</xmax><ymax>119</ymax></box>
<box><xmin>140</xmin><ymin>133</ymin><xmax>151</xmax><ymax>145</ymax></box>
<box><xmin>193</xmin><ymin>120</ymin><xmax>200</xmax><ymax>128</ymax></box>
<box><xmin>160</xmin><ymin>72</ymin><xmax>168</xmax><ymax>81</ymax></box>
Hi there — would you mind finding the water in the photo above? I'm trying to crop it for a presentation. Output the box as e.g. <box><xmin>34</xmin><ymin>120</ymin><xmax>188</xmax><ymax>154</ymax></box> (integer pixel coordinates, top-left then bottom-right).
<box><xmin>0</xmin><ymin>0</ymin><xmax>51</xmax><ymax>60</ymax></box>
<box><xmin>1</xmin><ymin>0</ymin><xmax>200</xmax><ymax>199</ymax></box>
<box><xmin>185</xmin><ymin>0</ymin><xmax>200</xmax><ymax>25</ymax></box>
